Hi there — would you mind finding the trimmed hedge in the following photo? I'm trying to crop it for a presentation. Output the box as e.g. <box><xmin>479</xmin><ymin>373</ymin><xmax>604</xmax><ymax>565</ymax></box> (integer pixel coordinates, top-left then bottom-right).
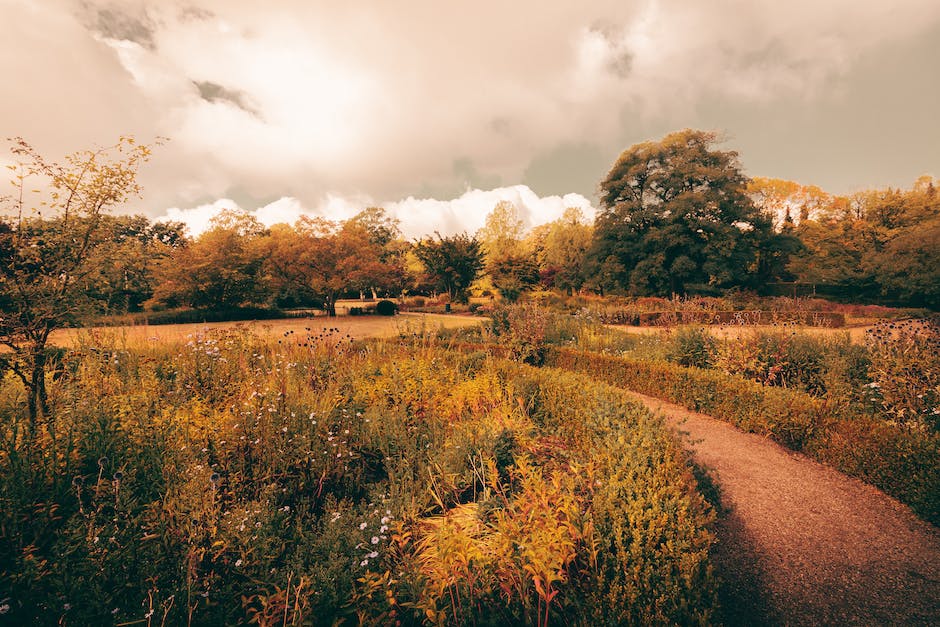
<box><xmin>599</xmin><ymin>310</ymin><xmax>846</xmax><ymax>328</ymax></box>
<box><xmin>544</xmin><ymin>347</ymin><xmax>940</xmax><ymax>526</ymax></box>
<box><xmin>492</xmin><ymin>361</ymin><xmax>718</xmax><ymax>624</ymax></box>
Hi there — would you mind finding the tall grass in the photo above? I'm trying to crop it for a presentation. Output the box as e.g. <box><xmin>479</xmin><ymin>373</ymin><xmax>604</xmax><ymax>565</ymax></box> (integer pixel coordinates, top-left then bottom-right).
<box><xmin>0</xmin><ymin>325</ymin><xmax>716</xmax><ymax>624</ymax></box>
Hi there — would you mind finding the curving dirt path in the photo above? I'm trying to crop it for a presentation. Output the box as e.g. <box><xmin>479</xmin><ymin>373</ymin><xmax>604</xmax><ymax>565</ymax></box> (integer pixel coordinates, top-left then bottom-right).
<box><xmin>627</xmin><ymin>391</ymin><xmax>940</xmax><ymax>626</ymax></box>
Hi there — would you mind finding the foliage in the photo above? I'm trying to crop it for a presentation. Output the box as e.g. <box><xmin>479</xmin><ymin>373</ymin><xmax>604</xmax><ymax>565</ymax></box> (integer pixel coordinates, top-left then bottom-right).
<box><xmin>864</xmin><ymin>318</ymin><xmax>940</xmax><ymax>432</ymax></box>
<box><xmin>788</xmin><ymin>176</ymin><xmax>940</xmax><ymax>308</ymax></box>
<box><xmin>528</xmin><ymin>207</ymin><xmax>593</xmax><ymax>295</ymax></box>
<box><xmin>589</xmin><ymin>129</ymin><xmax>795</xmax><ymax>295</ymax></box>
<box><xmin>375</xmin><ymin>299</ymin><xmax>398</xmax><ymax>316</ymax></box>
<box><xmin>489</xmin><ymin>255</ymin><xmax>540</xmax><ymax>302</ymax></box>
<box><xmin>667</xmin><ymin>326</ymin><xmax>715</xmax><ymax>369</ymax></box>
<box><xmin>413</xmin><ymin>233</ymin><xmax>484</xmax><ymax>304</ymax></box>
<box><xmin>487</xmin><ymin>303</ymin><xmax>550</xmax><ymax>365</ymax></box>
<box><xmin>477</xmin><ymin>200</ymin><xmax>525</xmax><ymax>265</ymax></box>
<box><xmin>0</xmin><ymin>136</ymin><xmax>156</xmax><ymax>426</ymax></box>
<box><xmin>713</xmin><ymin>330</ymin><xmax>829</xmax><ymax>395</ymax></box>
<box><xmin>0</xmin><ymin>330</ymin><xmax>718</xmax><ymax>624</ymax></box>
<box><xmin>545</xmin><ymin>347</ymin><xmax>940</xmax><ymax>524</ymax></box>
<box><xmin>150</xmin><ymin>208</ymin><xmax>267</xmax><ymax>310</ymax></box>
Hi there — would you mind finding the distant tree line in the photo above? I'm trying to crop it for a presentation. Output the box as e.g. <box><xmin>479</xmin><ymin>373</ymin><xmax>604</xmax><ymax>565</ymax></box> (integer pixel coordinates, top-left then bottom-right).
<box><xmin>4</xmin><ymin>130</ymin><xmax>939</xmax><ymax>332</ymax></box>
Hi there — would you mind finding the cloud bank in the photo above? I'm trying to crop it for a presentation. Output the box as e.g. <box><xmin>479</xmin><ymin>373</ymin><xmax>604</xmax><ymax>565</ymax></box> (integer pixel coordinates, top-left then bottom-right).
<box><xmin>158</xmin><ymin>185</ymin><xmax>595</xmax><ymax>239</ymax></box>
<box><xmin>2</xmin><ymin>0</ymin><xmax>938</xmax><ymax>226</ymax></box>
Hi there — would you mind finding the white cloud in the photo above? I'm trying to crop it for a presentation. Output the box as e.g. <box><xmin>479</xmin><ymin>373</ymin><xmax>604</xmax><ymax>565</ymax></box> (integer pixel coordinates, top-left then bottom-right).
<box><xmin>155</xmin><ymin>185</ymin><xmax>595</xmax><ymax>240</ymax></box>
<box><xmin>2</xmin><ymin>0</ymin><xmax>939</xmax><ymax>216</ymax></box>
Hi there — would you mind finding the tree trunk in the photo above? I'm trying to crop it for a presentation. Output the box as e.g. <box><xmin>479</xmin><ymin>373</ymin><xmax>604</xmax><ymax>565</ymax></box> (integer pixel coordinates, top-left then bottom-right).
<box><xmin>326</xmin><ymin>299</ymin><xmax>337</xmax><ymax>317</ymax></box>
<box><xmin>27</xmin><ymin>345</ymin><xmax>48</xmax><ymax>435</ymax></box>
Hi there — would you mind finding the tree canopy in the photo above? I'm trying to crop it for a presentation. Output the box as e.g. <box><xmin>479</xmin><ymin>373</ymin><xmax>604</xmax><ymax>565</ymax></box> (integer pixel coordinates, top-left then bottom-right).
<box><xmin>413</xmin><ymin>233</ymin><xmax>484</xmax><ymax>303</ymax></box>
<box><xmin>589</xmin><ymin>129</ymin><xmax>790</xmax><ymax>295</ymax></box>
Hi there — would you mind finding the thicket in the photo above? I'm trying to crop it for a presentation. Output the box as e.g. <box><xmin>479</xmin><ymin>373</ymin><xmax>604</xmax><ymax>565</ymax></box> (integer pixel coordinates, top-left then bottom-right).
<box><xmin>0</xmin><ymin>327</ymin><xmax>716</xmax><ymax>624</ymax></box>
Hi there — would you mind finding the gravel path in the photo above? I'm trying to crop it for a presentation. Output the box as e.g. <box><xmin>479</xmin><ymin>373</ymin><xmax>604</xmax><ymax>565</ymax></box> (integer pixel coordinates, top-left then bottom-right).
<box><xmin>629</xmin><ymin>391</ymin><xmax>940</xmax><ymax>626</ymax></box>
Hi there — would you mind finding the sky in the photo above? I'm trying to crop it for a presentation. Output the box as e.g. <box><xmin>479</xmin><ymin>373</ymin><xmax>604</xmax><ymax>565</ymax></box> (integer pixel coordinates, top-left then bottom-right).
<box><xmin>2</xmin><ymin>0</ymin><xmax>939</xmax><ymax>238</ymax></box>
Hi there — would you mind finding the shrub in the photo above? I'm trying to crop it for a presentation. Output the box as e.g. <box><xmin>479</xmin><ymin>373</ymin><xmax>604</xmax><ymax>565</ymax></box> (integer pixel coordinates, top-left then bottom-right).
<box><xmin>375</xmin><ymin>299</ymin><xmax>397</xmax><ymax>316</ymax></box>
<box><xmin>0</xmin><ymin>332</ymin><xmax>718</xmax><ymax>624</ymax></box>
<box><xmin>667</xmin><ymin>326</ymin><xmax>715</xmax><ymax>368</ymax></box>
<box><xmin>488</xmin><ymin>303</ymin><xmax>549</xmax><ymax>365</ymax></box>
<box><xmin>714</xmin><ymin>330</ymin><xmax>828</xmax><ymax>396</ymax></box>
<box><xmin>544</xmin><ymin>347</ymin><xmax>940</xmax><ymax>525</ymax></box>
<box><xmin>865</xmin><ymin>318</ymin><xmax>940</xmax><ymax>432</ymax></box>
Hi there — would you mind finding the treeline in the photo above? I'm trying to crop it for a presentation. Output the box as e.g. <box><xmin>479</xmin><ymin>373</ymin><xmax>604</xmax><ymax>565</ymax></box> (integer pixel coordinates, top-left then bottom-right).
<box><xmin>3</xmin><ymin>131</ymin><xmax>939</xmax><ymax>327</ymax></box>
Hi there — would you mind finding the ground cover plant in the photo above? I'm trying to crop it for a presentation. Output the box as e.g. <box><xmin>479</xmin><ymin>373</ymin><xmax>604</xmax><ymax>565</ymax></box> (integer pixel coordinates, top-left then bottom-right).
<box><xmin>0</xmin><ymin>323</ymin><xmax>716</xmax><ymax>625</ymax></box>
<box><xmin>445</xmin><ymin>305</ymin><xmax>940</xmax><ymax>525</ymax></box>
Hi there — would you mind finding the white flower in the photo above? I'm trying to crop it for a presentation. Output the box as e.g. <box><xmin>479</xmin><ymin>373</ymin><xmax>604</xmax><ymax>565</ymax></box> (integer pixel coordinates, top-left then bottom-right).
<box><xmin>360</xmin><ymin>559</ymin><xmax>368</xmax><ymax>567</ymax></box>
<box><xmin>371</xmin><ymin>536</ymin><xmax>379</xmax><ymax>544</ymax></box>
<box><xmin>367</xmin><ymin>551</ymin><xmax>378</xmax><ymax>559</ymax></box>
<box><xmin>359</xmin><ymin>522</ymin><xmax>368</xmax><ymax>530</ymax></box>
<box><xmin>235</xmin><ymin>559</ymin><xmax>243</xmax><ymax>567</ymax></box>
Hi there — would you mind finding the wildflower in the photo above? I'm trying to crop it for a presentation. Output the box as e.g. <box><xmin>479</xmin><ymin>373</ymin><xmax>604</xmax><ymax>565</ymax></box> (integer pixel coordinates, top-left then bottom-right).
<box><xmin>235</xmin><ymin>559</ymin><xmax>243</xmax><ymax>567</ymax></box>
<box><xmin>360</xmin><ymin>559</ymin><xmax>368</xmax><ymax>567</ymax></box>
<box><xmin>371</xmin><ymin>536</ymin><xmax>379</xmax><ymax>544</ymax></box>
<box><xmin>359</xmin><ymin>522</ymin><xmax>368</xmax><ymax>530</ymax></box>
<box><xmin>367</xmin><ymin>551</ymin><xmax>378</xmax><ymax>559</ymax></box>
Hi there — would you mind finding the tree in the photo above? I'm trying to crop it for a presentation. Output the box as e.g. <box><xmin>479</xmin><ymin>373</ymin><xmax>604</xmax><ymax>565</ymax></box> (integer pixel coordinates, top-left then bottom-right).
<box><xmin>413</xmin><ymin>233</ymin><xmax>484</xmax><ymax>303</ymax></box>
<box><xmin>262</xmin><ymin>216</ymin><xmax>402</xmax><ymax>316</ymax></box>
<box><xmin>747</xmin><ymin>177</ymin><xmax>831</xmax><ymax>226</ymax></box>
<box><xmin>150</xmin><ymin>209</ymin><xmax>266</xmax><ymax>310</ymax></box>
<box><xmin>477</xmin><ymin>200</ymin><xmax>525</xmax><ymax>265</ymax></box>
<box><xmin>344</xmin><ymin>207</ymin><xmax>407</xmax><ymax>298</ymax></box>
<box><xmin>0</xmin><ymin>136</ymin><xmax>155</xmax><ymax>429</ymax></box>
<box><xmin>489</xmin><ymin>254</ymin><xmax>540</xmax><ymax>302</ymax></box>
<box><xmin>872</xmin><ymin>216</ymin><xmax>940</xmax><ymax>308</ymax></box>
<box><xmin>84</xmin><ymin>215</ymin><xmax>186</xmax><ymax>313</ymax></box>
<box><xmin>589</xmin><ymin>129</ymin><xmax>783</xmax><ymax>295</ymax></box>
<box><xmin>534</xmin><ymin>207</ymin><xmax>593</xmax><ymax>294</ymax></box>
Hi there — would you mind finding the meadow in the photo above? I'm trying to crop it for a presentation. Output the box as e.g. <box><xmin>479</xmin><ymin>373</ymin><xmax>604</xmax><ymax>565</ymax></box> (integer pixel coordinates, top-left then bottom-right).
<box><xmin>0</xmin><ymin>314</ymin><xmax>716</xmax><ymax>625</ymax></box>
<box><xmin>1</xmin><ymin>303</ymin><xmax>937</xmax><ymax>625</ymax></box>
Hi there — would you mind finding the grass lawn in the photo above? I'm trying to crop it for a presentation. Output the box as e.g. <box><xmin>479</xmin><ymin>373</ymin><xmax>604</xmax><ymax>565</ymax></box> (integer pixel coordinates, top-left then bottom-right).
<box><xmin>50</xmin><ymin>312</ymin><xmax>484</xmax><ymax>349</ymax></box>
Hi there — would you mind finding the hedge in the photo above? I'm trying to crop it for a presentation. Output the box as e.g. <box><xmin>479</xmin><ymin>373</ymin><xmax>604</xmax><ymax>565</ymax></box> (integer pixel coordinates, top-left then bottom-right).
<box><xmin>543</xmin><ymin>347</ymin><xmax>940</xmax><ymax>526</ymax></box>
<box><xmin>599</xmin><ymin>310</ymin><xmax>846</xmax><ymax>328</ymax></box>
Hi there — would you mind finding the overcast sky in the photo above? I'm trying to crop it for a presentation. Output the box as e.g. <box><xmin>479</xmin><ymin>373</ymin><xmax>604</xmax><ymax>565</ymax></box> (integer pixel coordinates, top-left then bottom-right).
<box><xmin>2</xmin><ymin>0</ymin><xmax>939</xmax><ymax>237</ymax></box>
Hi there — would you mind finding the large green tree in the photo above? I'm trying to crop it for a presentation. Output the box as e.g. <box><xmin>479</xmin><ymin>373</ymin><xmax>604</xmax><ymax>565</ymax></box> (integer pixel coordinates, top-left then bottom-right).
<box><xmin>588</xmin><ymin>129</ymin><xmax>784</xmax><ymax>295</ymax></box>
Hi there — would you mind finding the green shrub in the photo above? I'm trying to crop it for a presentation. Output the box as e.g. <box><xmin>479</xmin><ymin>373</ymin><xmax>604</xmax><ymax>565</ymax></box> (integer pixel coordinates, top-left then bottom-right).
<box><xmin>544</xmin><ymin>347</ymin><xmax>940</xmax><ymax>525</ymax></box>
<box><xmin>865</xmin><ymin>318</ymin><xmax>940</xmax><ymax>432</ymax></box>
<box><xmin>667</xmin><ymin>326</ymin><xmax>715</xmax><ymax>368</ymax></box>
<box><xmin>375</xmin><ymin>299</ymin><xmax>397</xmax><ymax>316</ymax></box>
